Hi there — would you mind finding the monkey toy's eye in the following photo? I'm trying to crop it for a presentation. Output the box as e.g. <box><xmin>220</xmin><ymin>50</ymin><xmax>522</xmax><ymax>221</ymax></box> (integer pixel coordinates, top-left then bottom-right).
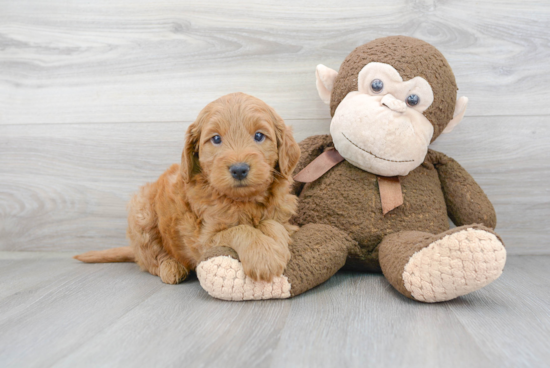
<box><xmin>371</xmin><ymin>79</ymin><xmax>384</xmax><ymax>93</ymax></box>
<box><xmin>211</xmin><ymin>135</ymin><xmax>222</xmax><ymax>145</ymax></box>
<box><xmin>407</xmin><ymin>94</ymin><xmax>420</xmax><ymax>106</ymax></box>
<box><xmin>254</xmin><ymin>131</ymin><xmax>266</xmax><ymax>143</ymax></box>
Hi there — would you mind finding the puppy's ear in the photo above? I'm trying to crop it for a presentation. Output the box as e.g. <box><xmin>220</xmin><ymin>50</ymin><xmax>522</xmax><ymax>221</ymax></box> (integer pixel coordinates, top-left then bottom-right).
<box><xmin>181</xmin><ymin>120</ymin><xmax>202</xmax><ymax>183</ymax></box>
<box><xmin>271</xmin><ymin>109</ymin><xmax>300</xmax><ymax>178</ymax></box>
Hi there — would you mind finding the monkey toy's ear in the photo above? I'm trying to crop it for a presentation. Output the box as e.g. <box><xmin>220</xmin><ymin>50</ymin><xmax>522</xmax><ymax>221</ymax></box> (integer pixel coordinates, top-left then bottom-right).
<box><xmin>443</xmin><ymin>96</ymin><xmax>468</xmax><ymax>134</ymax></box>
<box><xmin>315</xmin><ymin>64</ymin><xmax>338</xmax><ymax>105</ymax></box>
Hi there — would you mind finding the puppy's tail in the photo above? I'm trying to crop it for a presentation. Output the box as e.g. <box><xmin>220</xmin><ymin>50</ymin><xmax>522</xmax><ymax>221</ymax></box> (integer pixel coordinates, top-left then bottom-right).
<box><xmin>74</xmin><ymin>246</ymin><xmax>135</xmax><ymax>263</ymax></box>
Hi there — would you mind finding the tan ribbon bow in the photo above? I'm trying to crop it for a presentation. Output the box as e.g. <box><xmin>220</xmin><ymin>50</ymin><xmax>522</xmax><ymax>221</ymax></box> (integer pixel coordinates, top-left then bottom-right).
<box><xmin>293</xmin><ymin>148</ymin><xmax>404</xmax><ymax>215</ymax></box>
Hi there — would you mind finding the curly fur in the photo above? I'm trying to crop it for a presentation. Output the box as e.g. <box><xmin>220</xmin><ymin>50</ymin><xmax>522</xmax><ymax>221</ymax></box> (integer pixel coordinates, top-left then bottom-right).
<box><xmin>74</xmin><ymin>93</ymin><xmax>300</xmax><ymax>284</ymax></box>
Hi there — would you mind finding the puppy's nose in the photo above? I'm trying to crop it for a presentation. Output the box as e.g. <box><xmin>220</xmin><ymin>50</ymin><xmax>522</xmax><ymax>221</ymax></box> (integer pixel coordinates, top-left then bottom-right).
<box><xmin>229</xmin><ymin>163</ymin><xmax>250</xmax><ymax>180</ymax></box>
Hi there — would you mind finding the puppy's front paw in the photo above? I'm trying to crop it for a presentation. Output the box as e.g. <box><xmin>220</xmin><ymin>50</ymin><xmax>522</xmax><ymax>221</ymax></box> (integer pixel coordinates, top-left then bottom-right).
<box><xmin>240</xmin><ymin>237</ymin><xmax>291</xmax><ymax>282</ymax></box>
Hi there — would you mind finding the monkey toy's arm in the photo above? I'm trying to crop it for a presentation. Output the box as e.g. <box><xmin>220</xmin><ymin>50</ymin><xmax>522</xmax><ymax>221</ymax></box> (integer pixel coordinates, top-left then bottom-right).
<box><xmin>430</xmin><ymin>150</ymin><xmax>497</xmax><ymax>229</ymax></box>
<box><xmin>291</xmin><ymin>134</ymin><xmax>334</xmax><ymax>196</ymax></box>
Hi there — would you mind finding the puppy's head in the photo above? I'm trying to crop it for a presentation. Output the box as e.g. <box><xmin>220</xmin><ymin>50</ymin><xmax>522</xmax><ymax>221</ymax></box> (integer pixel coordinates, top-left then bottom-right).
<box><xmin>181</xmin><ymin>93</ymin><xmax>300</xmax><ymax>199</ymax></box>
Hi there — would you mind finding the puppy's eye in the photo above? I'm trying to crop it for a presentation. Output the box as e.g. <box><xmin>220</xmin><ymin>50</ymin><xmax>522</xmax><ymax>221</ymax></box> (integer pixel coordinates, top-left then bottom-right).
<box><xmin>254</xmin><ymin>132</ymin><xmax>265</xmax><ymax>143</ymax></box>
<box><xmin>371</xmin><ymin>79</ymin><xmax>383</xmax><ymax>93</ymax></box>
<box><xmin>406</xmin><ymin>94</ymin><xmax>420</xmax><ymax>106</ymax></box>
<box><xmin>211</xmin><ymin>135</ymin><xmax>222</xmax><ymax>145</ymax></box>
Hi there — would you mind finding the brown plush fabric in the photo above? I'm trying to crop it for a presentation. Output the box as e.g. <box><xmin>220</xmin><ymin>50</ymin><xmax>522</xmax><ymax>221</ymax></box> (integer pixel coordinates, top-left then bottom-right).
<box><xmin>198</xmin><ymin>246</ymin><xmax>239</xmax><ymax>263</ymax></box>
<box><xmin>292</xmin><ymin>135</ymin><xmax>448</xmax><ymax>268</ymax></box>
<box><xmin>379</xmin><ymin>230</ymin><xmax>436</xmax><ymax>299</ymax></box>
<box><xmin>431</xmin><ymin>151</ymin><xmax>497</xmax><ymax>229</ymax></box>
<box><xmin>290</xmin><ymin>135</ymin><xmax>498</xmax><ymax>273</ymax></box>
<box><xmin>330</xmin><ymin>36</ymin><xmax>457</xmax><ymax>142</ymax></box>
<box><xmin>379</xmin><ymin>224</ymin><xmax>504</xmax><ymax>300</ymax></box>
<box><xmin>285</xmin><ymin>224</ymin><xmax>357</xmax><ymax>297</ymax></box>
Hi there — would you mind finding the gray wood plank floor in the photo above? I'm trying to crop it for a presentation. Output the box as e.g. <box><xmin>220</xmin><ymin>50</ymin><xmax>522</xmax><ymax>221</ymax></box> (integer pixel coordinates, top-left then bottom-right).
<box><xmin>1</xmin><ymin>1</ymin><xmax>549</xmax><ymax>366</ymax></box>
<box><xmin>0</xmin><ymin>252</ymin><xmax>548</xmax><ymax>368</ymax></box>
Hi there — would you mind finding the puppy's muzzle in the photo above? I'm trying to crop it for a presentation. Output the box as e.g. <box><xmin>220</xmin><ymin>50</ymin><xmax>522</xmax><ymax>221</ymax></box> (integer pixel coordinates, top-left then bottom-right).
<box><xmin>229</xmin><ymin>163</ymin><xmax>250</xmax><ymax>181</ymax></box>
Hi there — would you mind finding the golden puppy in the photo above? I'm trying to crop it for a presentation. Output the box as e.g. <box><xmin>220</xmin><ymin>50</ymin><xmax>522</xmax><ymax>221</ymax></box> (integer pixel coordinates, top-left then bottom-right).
<box><xmin>74</xmin><ymin>93</ymin><xmax>300</xmax><ymax>284</ymax></box>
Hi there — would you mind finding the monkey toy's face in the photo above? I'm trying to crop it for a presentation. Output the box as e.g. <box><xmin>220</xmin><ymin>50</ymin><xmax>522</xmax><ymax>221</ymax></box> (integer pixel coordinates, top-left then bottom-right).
<box><xmin>315</xmin><ymin>41</ymin><xmax>467</xmax><ymax>177</ymax></box>
<box><xmin>329</xmin><ymin>62</ymin><xmax>435</xmax><ymax>177</ymax></box>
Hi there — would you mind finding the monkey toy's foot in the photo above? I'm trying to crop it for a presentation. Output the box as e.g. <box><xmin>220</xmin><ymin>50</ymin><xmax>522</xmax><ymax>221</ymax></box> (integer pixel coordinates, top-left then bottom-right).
<box><xmin>197</xmin><ymin>224</ymin><xmax>356</xmax><ymax>301</ymax></box>
<box><xmin>196</xmin><ymin>248</ymin><xmax>291</xmax><ymax>301</ymax></box>
<box><xmin>380</xmin><ymin>225</ymin><xmax>507</xmax><ymax>303</ymax></box>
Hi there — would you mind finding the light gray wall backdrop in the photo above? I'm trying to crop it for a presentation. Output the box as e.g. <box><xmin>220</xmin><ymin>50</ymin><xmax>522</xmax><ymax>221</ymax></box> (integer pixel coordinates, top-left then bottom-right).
<box><xmin>1</xmin><ymin>0</ymin><xmax>549</xmax><ymax>254</ymax></box>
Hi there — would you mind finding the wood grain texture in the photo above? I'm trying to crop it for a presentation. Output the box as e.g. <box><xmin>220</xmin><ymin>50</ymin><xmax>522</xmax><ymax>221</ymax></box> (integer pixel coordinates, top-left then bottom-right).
<box><xmin>448</xmin><ymin>256</ymin><xmax>550</xmax><ymax>367</ymax></box>
<box><xmin>0</xmin><ymin>260</ymin><xmax>163</xmax><ymax>367</ymax></box>
<box><xmin>0</xmin><ymin>1</ymin><xmax>547</xmax><ymax>366</ymax></box>
<box><xmin>1</xmin><ymin>0</ymin><xmax>549</xmax><ymax>125</ymax></box>
<box><xmin>270</xmin><ymin>275</ymin><xmax>493</xmax><ymax>368</ymax></box>
<box><xmin>0</xmin><ymin>253</ymin><xmax>548</xmax><ymax>367</ymax></box>
<box><xmin>1</xmin><ymin>116</ymin><xmax>547</xmax><ymax>253</ymax></box>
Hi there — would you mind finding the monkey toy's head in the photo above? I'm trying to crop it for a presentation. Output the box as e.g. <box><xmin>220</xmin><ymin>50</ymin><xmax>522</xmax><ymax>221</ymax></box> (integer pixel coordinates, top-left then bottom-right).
<box><xmin>316</xmin><ymin>36</ymin><xmax>468</xmax><ymax>177</ymax></box>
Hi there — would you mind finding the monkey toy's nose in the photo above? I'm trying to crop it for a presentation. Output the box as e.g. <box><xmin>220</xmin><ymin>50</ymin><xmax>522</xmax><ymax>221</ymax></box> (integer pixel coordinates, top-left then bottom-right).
<box><xmin>381</xmin><ymin>94</ymin><xmax>407</xmax><ymax>113</ymax></box>
<box><xmin>230</xmin><ymin>163</ymin><xmax>250</xmax><ymax>180</ymax></box>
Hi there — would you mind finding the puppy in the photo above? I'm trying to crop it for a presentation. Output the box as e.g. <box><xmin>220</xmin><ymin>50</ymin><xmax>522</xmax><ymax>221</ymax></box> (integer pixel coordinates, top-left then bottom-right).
<box><xmin>74</xmin><ymin>93</ymin><xmax>301</xmax><ymax>284</ymax></box>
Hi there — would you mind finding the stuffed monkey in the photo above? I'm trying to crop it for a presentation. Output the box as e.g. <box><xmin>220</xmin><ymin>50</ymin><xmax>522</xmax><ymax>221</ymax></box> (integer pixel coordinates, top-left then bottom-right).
<box><xmin>196</xmin><ymin>36</ymin><xmax>506</xmax><ymax>303</ymax></box>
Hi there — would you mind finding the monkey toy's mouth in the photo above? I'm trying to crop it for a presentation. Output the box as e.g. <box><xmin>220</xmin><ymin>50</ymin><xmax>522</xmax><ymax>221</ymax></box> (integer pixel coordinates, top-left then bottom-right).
<box><xmin>341</xmin><ymin>132</ymin><xmax>414</xmax><ymax>163</ymax></box>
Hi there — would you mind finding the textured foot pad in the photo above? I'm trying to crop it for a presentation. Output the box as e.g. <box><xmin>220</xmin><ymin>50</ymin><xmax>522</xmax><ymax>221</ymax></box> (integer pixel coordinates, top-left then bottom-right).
<box><xmin>403</xmin><ymin>228</ymin><xmax>506</xmax><ymax>303</ymax></box>
<box><xmin>196</xmin><ymin>256</ymin><xmax>291</xmax><ymax>301</ymax></box>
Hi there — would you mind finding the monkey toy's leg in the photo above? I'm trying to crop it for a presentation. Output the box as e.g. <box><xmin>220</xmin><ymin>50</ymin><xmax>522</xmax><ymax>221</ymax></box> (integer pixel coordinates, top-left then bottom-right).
<box><xmin>196</xmin><ymin>224</ymin><xmax>356</xmax><ymax>301</ymax></box>
<box><xmin>379</xmin><ymin>225</ymin><xmax>506</xmax><ymax>303</ymax></box>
